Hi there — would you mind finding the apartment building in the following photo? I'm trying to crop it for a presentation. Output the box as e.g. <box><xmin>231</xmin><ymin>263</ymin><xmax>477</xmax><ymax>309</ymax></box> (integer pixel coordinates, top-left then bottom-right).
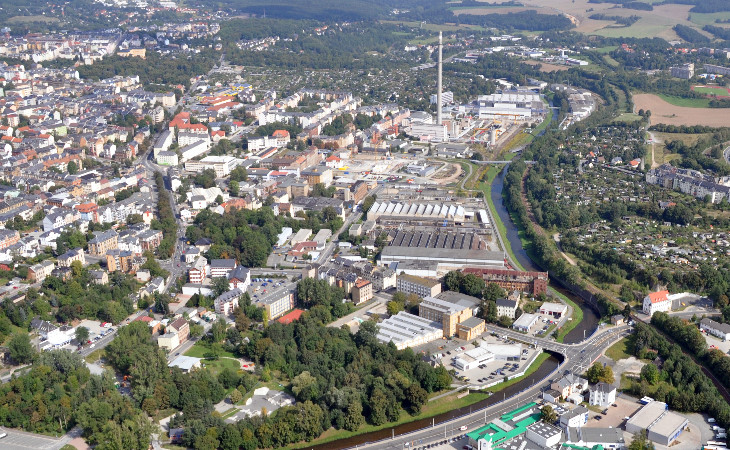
<box><xmin>188</xmin><ymin>256</ymin><xmax>208</xmax><ymax>284</ymax></box>
<box><xmin>88</xmin><ymin>229</ymin><xmax>118</xmax><ymax>256</ymax></box>
<box><xmin>397</xmin><ymin>274</ymin><xmax>442</xmax><ymax>298</ymax></box>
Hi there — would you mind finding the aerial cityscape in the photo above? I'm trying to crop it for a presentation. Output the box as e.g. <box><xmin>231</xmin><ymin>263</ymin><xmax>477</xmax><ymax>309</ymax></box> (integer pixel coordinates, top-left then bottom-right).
<box><xmin>0</xmin><ymin>0</ymin><xmax>727</xmax><ymax>449</ymax></box>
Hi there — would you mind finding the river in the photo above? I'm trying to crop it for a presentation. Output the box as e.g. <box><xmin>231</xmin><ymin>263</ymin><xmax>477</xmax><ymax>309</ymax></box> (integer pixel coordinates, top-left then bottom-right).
<box><xmin>490</xmin><ymin>168</ymin><xmax>599</xmax><ymax>344</ymax></box>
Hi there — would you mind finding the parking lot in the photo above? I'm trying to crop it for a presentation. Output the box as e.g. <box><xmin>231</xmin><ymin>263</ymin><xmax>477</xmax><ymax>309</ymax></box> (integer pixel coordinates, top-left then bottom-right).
<box><xmin>434</xmin><ymin>334</ymin><xmax>540</xmax><ymax>386</ymax></box>
<box><xmin>517</xmin><ymin>312</ymin><xmax>565</xmax><ymax>338</ymax></box>
<box><xmin>404</xmin><ymin>433</ymin><xmax>469</xmax><ymax>450</ymax></box>
<box><xmin>247</xmin><ymin>276</ymin><xmax>295</xmax><ymax>301</ymax></box>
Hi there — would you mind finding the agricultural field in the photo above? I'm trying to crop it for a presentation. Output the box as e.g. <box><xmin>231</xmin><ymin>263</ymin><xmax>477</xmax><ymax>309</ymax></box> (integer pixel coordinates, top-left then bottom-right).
<box><xmin>657</xmin><ymin>94</ymin><xmax>712</xmax><ymax>108</ymax></box>
<box><xmin>524</xmin><ymin>60</ymin><xmax>570</xmax><ymax>72</ymax></box>
<box><xmin>7</xmin><ymin>15</ymin><xmax>59</xmax><ymax>24</ymax></box>
<box><xmin>634</xmin><ymin>93</ymin><xmax>729</xmax><ymax>126</ymax></box>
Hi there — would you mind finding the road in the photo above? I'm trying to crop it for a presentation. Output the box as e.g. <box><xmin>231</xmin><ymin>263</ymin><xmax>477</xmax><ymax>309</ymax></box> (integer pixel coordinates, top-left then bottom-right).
<box><xmin>358</xmin><ymin>325</ymin><xmax>632</xmax><ymax>449</ymax></box>
<box><xmin>0</xmin><ymin>426</ymin><xmax>82</xmax><ymax>450</ymax></box>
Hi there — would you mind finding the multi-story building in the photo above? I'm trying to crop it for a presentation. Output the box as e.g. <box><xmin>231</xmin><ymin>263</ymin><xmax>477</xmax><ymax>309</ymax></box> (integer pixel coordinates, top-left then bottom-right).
<box><xmin>254</xmin><ymin>289</ymin><xmax>295</xmax><ymax>320</ymax></box>
<box><xmin>168</xmin><ymin>317</ymin><xmax>189</xmax><ymax>344</ymax></box>
<box><xmin>28</xmin><ymin>260</ymin><xmax>55</xmax><ymax>282</ymax></box>
<box><xmin>462</xmin><ymin>267</ymin><xmax>548</xmax><ymax>295</ymax></box>
<box><xmin>188</xmin><ymin>256</ymin><xmax>208</xmax><ymax>284</ymax></box>
<box><xmin>214</xmin><ymin>288</ymin><xmax>243</xmax><ymax>316</ymax></box>
<box><xmin>227</xmin><ymin>266</ymin><xmax>251</xmax><ymax>291</ymax></box>
<box><xmin>106</xmin><ymin>249</ymin><xmax>135</xmax><ymax>273</ymax></box>
<box><xmin>670</xmin><ymin>63</ymin><xmax>694</xmax><ymax>79</ymax></box>
<box><xmin>210</xmin><ymin>259</ymin><xmax>237</xmax><ymax>278</ymax></box>
<box><xmin>352</xmin><ymin>278</ymin><xmax>373</xmax><ymax>305</ymax></box>
<box><xmin>0</xmin><ymin>229</ymin><xmax>20</xmax><ymax>250</ymax></box>
<box><xmin>419</xmin><ymin>296</ymin><xmax>474</xmax><ymax>337</ymax></box>
<box><xmin>57</xmin><ymin>247</ymin><xmax>85</xmax><ymax>267</ymax></box>
<box><xmin>457</xmin><ymin>316</ymin><xmax>486</xmax><ymax>340</ymax></box>
<box><xmin>397</xmin><ymin>274</ymin><xmax>442</xmax><ymax>298</ymax></box>
<box><xmin>88</xmin><ymin>230</ymin><xmax>118</xmax><ymax>256</ymax></box>
<box><xmin>643</xmin><ymin>290</ymin><xmax>671</xmax><ymax>316</ymax></box>
<box><xmin>139</xmin><ymin>229</ymin><xmax>163</xmax><ymax>251</ymax></box>
<box><xmin>588</xmin><ymin>382</ymin><xmax>617</xmax><ymax>407</ymax></box>
<box><xmin>496</xmin><ymin>298</ymin><xmax>518</xmax><ymax>319</ymax></box>
<box><xmin>301</xmin><ymin>166</ymin><xmax>333</xmax><ymax>187</ymax></box>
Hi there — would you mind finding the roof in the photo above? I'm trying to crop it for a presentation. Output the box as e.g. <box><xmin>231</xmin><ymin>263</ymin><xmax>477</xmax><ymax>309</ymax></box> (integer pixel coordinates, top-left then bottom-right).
<box><xmin>527</xmin><ymin>422</ymin><xmax>562</xmax><ymax>439</ymax></box>
<box><xmin>647</xmin><ymin>290</ymin><xmax>669</xmax><ymax>303</ymax></box>
<box><xmin>590</xmin><ymin>382</ymin><xmax>615</xmax><ymax>394</ymax></box>
<box><xmin>211</xmin><ymin>259</ymin><xmax>236</xmax><ymax>269</ymax></box>
<box><xmin>540</xmin><ymin>302</ymin><xmax>568</xmax><ymax>313</ymax></box>
<box><xmin>700</xmin><ymin>317</ymin><xmax>730</xmax><ymax>335</ymax></box>
<box><xmin>496</xmin><ymin>298</ymin><xmax>517</xmax><ymax>308</ymax></box>
<box><xmin>354</xmin><ymin>278</ymin><xmax>371</xmax><ymax>288</ymax></box>
<box><xmin>169</xmin><ymin>355</ymin><xmax>201</xmax><ymax>371</ymax></box>
<box><xmin>458</xmin><ymin>316</ymin><xmax>485</xmax><ymax>330</ymax></box>
<box><xmin>513</xmin><ymin>313</ymin><xmax>538</xmax><ymax>328</ymax></box>
<box><xmin>398</xmin><ymin>273</ymin><xmax>441</xmax><ymax>288</ymax></box>
<box><xmin>566</xmin><ymin>427</ymin><xmax>624</xmax><ymax>446</ymax></box>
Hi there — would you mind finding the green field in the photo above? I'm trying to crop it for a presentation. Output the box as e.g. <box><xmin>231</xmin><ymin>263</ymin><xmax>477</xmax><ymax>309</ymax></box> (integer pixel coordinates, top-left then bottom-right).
<box><xmin>184</xmin><ymin>342</ymin><xmax>237</xmax><ymax>359</ymax></box>
<box><xmin>689</xmin><ymin>11</ymin><xmax>730</xmax><ymax>26</ymax></box>
<box><xmin>615</xmin><ymin>113</ymin><xmax>643</xmax><ymax>123</ymax></box>
<box><xmin>605</xmin><ymin>336</ymin><xmax>633</xmax><ymax>361</ymax></box>
<box><xmin>693</xmin><ymin>86</ymin><xmax>730</xmax><ymax>97</ymax></box>
<box><xmin>594</xmin><ymin>46</ymin><xmax>618</xmax><ymax>54</ymax></box>
<box><xmin>7</xmin><ymin>15</ymin><xmax>60</xmax><ymax>23</ymax></box>
<box><xmin>657</xmin><ymin>94</ymin><xmax>712</xmax><ymax>108</ymax></box>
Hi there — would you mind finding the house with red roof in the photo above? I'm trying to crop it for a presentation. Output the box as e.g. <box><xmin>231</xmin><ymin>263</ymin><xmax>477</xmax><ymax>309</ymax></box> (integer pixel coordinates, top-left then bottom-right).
<box><xmin>643</xmin><ymin>290</ymin><xmax>671</xmax><ymax>316</ymax></box>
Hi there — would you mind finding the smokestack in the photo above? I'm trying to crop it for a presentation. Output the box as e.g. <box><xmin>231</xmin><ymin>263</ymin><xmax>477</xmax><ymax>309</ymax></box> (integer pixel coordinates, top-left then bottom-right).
<box><xmin>437</xmin><ymin>31</ymin><xmax>443</xmax><ymax>126</ymax></box>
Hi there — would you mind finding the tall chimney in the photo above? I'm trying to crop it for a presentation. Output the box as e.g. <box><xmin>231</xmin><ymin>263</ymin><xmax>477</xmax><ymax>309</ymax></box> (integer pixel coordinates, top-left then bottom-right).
<box><xmin>437</xmin><ymin>31</ymin><xmax>443</xmax><ymax>126</ymax></box>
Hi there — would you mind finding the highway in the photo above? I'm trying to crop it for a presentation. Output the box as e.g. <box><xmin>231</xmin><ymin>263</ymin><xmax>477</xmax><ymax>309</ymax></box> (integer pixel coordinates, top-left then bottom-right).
<box><xmin>357</xmin><ymin>325</ymin><xmax>632</xmax><ymax>449</ymax></box>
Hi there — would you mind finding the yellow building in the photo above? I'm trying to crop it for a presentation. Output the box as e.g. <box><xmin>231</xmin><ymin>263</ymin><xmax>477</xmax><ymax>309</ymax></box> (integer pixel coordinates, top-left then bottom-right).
<box><xmin>457</xmin><ymin>317</ymin><xmax>486</xmax><ymax>341</ymax></box>
<box><xmin>419</xmin><ymin>296</ymin><xmax>474</xmax><ymax>337</ymax></box>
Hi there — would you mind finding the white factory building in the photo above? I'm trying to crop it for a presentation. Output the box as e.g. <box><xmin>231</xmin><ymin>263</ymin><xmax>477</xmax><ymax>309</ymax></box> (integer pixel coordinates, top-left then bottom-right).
<box><xmin>452</xmin><ymin>344</ymin><xmax>522</xmax><ymax>371</ymax></box>
<box><xmin>367</xmin><ymin>201</ymin><xmax>469</xmax><ymax>222</ymax></box>
<box><xmin>376</xmin><ymin>311</ymin><xmax>444</xmax><ymax>350</ymax></box>
<box><xmin>466</xmin><ymin>91</ymin><xmax>545</xmax><ymax>120</ymax></box>
<box><xmin>625</xmin><ymin>401</ymin><xmax>688</xmax><ymax>446</ymax></box>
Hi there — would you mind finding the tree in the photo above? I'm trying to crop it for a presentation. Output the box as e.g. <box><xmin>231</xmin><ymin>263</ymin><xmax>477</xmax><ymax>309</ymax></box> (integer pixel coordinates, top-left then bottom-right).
<box><xmin>387</xmin><ymin>300</ymin><xmax>404</xmax><ymax>316</ymax></box>
<box><xmin>75</xmin><ymin>326</ymin><xmax>90</xmax><ymax>344</ymax></box>
<box><xmin>154</xmin><ymin>293</ymin><xmax>170</xmax><ymax>315</ymax></box>
<box><xmin>229</xmin><ymin>388</ymin><xmax>243</xmax><ymax>404</ymax></box>
<box><xmin>230</xmin><ymin>166</ymin><xmax>248</xmax><ymax>182</ymax></box>
<box><xmin>343</xmin><ymin>399</ymin><xmax>364</xmax><ymax>431</ymax></box>
<box><xmin>229</xmin><ymin>180</ymin><xmax>239</xmax><ymax>197</ymax></box>
<box><xmin>641</xmin><ymin>363</ymin><xmax>660</xmax><ymax>385</ymax></box>
<box><xmin>9</xmin><ymin>332</ymin><xmax>34</xmax><ymax>364</ymax></box>
<box><xmin>629</xmin><ymin>430</ymin><xmax>656</xmax><ymax>450</ymax></box>
<box><xmin>540</xmin><ymin>405</ymin><xmax>557</xmax><ymax>423</ymax></box>
<box><xmin>212</xmin><ymin>276</ymin><xmax>230</xmax><ymax>298</ymax></box>
<box><xmin>585</xmin><ymin>362</ymin><xmax>614</xmax><ymax>384</ymax></box>
<box><xmin>484</xmin><ymin>282</ymin><xmax>505</xmax><ymax>301</ymax></box>
<box><xmin>67</xmin><ymin>161</ymin><xmax>78</xmax><ymax>174</ymax></box>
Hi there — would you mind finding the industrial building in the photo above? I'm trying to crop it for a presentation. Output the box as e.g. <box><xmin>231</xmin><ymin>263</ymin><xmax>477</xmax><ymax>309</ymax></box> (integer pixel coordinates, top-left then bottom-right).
<box><xmin>367</xmin><ymin>201</ymin><xmax>470</xmax><ymax>223</ymax></box>
<box><xmin>457</xmin><ymin>316</ymin><xmax>486</xmax><ymax>340</ymax></box>
<box><xmin>452</xmin><ymin>343</ymin><xmax>521</xmax><ymax>371</ymax></box>
<box><xmin>381</xmin><ymin>246</ymin><xmax>504</xmax><ymax>277</ymax></box>
<box><xmin>565</xmin><ymin>427</ymin><xmax>625</xmax><ymax>449</ymax></box>
<box><xmin>419</xmin><ymin>295</ymin><xmax>475</xmax><ymax>337</ymax></box>
<box><xmin>376</xmin><ymin>311</ymin><xmax>444</xmax><ymax>349</ymax></box>
<box><xmin>539</xmin><ymin>302</ymin><xmax>568</xmax><ymax>318</ymax></box>
<box><xmin>467</xmin><ymin>402</ymin><xmax>550</xmax><ymax>450</ymax></box>
<box><xmin>462</xmin><ymin>267</ymin><xmax>548</xmax><ymax>295</ymax></box>
<box><xmin>512</xmin><ymin>313</ymin><xmax>538</xmax><ymax>332</ymax></box>
<box><xmin>625</xmin><ymin>401</ymin><xmax>688</xmax><ymax>446</ymax></box>
<box><xmin>465</xmin><ymin>91</ymin><xmax>546</xmax><ymax>121</ymax></box>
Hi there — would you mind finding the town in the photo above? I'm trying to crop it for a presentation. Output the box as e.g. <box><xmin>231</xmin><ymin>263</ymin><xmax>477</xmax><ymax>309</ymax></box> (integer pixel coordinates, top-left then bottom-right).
<box><xmin>0</xmin><ymin>0</ymin><xmax>727</xmax><ymax>449</ymax></box>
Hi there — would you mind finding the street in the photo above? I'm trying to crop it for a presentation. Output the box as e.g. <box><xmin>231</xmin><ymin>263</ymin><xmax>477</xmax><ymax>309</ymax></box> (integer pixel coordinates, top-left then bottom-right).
<box><xmin>357</xmin><ymin>325</ymin><xmax>631</xmax><ymax>449</ymax></box>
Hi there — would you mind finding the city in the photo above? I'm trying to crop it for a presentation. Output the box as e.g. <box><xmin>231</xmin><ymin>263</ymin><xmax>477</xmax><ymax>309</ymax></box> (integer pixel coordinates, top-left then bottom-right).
<box><xmin>0</xmin><ymin>0</ymin><xmax>727</xmax><ymax>449</ymax></box>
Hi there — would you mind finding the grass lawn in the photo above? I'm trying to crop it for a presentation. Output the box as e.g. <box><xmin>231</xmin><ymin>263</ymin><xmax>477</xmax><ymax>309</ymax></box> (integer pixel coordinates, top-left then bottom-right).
<box><xmin>554</xmin><ymin>291</ymin><xmax>583</xmax><ymax>343</ymax></box>
<box><xmin>594</xmin><ymin>46</ymin><xmax>618</xmax><ymax>54</ymax></box>
<box><xmin>614</xmin><ymin>113</ymin><xmax>642</xmax><ymax>123</ymax></box>
<box><xmin>200</xmin><ymin>358</ymin><xmax>240</xmax><ymax>374</ymax></box>
<box><xmin>220</xmin><ymin>407</ymin><xmax>238</xmax><ymax>420</ymax></box>
<box><xmin>657</xmin><ymin>94</ymin><xmax>712</xmax><ymax>108</ymax></box>
<box><xmin>184</xmin><ymin>343</ymin><xmax>237</xmax><ymax>359</ymax></box>
<box><xmin>693</xmin><ymin>86</ymin><xmax>730</xmax><ymax>97</ymax></box>
<box><xmin>286</xmin><ymin>390</ymin><xmax>491</xmax><ymax>449</ymax></box>
<box><xmin>84</xmin><ymin>348</ymin><xmax>105</xmax><ymax>363</ymax></box>
<box><xmin>605</xmin><ymin>336</ymin><xmax>633</xmax><ymax>361</ymax></box>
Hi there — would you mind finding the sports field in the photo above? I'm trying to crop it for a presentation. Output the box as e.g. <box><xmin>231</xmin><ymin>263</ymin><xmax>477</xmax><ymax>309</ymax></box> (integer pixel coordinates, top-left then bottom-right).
<box><xmin>692</xmin><ymin>85</ymin><xmax>730</xmax><ymax>97</ymax></box>
<box><xmin>633</xmin><ymin>93</ymin><xmax>730</xmax><ymax>127</ymax></box>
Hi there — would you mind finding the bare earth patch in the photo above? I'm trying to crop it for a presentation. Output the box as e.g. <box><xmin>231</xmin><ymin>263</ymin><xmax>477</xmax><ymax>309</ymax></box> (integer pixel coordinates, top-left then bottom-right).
<box><xmin>633</xmin><ymin>93</ymin><xmax>730</xmax><ymax>127</ymax></box>
<box><xmin>524</xmin><ymin>61</ymin><xmax>570</xmax><ymax>72</ymax></box>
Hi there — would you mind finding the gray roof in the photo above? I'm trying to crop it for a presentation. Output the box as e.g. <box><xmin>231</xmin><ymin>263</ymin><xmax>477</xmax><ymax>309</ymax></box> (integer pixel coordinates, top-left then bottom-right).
<box><xmin>496</xmin><ymin>298</ymin><xmax>517</xmax><ymax>308</ymax></box>
<box><xmin>700</xmin><ymin>317</ymin><xmax>730</xmax><ymax>334</ymax></box>
<box><xmin>458</xmin><ymin>316</ymin><xmax>485</xmax><ymax>329</ymax></box>
<box><xmin>567</xmin><ymin>427</ymin><xmax>624</xmax><ymax>444</ymax></box>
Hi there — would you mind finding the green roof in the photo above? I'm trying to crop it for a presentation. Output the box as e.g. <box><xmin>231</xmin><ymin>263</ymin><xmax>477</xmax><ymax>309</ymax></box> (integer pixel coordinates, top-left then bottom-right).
<box><xmin>466</xmin><ymin>402</ymin><xmax>540</xmax><ymax>446</ymax></box>
<box><xmin>561</xmin><ymin>444</ymin><xmax>605</xmax><ymax>450</ymax></box>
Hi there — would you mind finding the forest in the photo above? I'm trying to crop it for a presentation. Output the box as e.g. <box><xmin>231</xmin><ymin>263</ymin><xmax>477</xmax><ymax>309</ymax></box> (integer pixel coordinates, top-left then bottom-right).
<box><xmin>623</xmin><ymin>320</ymin><xmax>730</xmax><ymax>428</ymax></box>
<box><xmin>672</xmin><ymin>24</ymin><xmax>711</xmax><ymax>44</ymax></box>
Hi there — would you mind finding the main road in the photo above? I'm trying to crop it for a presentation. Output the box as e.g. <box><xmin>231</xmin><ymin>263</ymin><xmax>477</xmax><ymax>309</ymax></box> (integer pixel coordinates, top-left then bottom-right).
<box><xmin>356</xmin><ymin>324</ymin><xmax>632</xmax><ymax>449</ymax></box>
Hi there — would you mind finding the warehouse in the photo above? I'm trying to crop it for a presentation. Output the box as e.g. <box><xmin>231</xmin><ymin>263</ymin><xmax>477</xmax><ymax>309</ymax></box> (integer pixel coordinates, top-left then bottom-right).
<box><xmin>512</xmin><ymin>313</ymin><xmax>539</xmax><ymax>332</ymax></box>
<box><xmin>380</xmin><ymin>247</ymin><xmax>504</xmax><ymax>275</ymax></box>
<box><xmin>367</xmin><ymin>201</ymin><xmax>469</xmax><ymax>223</ymax></box>
<box><xmin>539</xmin><ymin>302</ymin><xmax>568</xmax><ymax>318</ymax></box>
<box><xmin>376</xmin><ymin>311</ymin><xmax>443</xmax><ymax>350</ymax></box>
<box><xmin>625</xmin><ymin>401</ymin><xmax>688</xmax><ymax>446</ymax></box>
<box><xmin>453</xmin><ymin>346</ymin><xmax>495</xmax><ymax>371</ymax></box>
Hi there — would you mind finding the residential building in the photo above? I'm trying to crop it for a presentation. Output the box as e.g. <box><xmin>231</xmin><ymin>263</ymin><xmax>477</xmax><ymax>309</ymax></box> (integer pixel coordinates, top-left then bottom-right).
<box><xmin>559</xmin><ymin>406</ymin><xmax>589</xmax><ymax>429</ymax></box>
<box><xmin>352</xmin><ymin>278</ymin><xmax>373</xmax><ymax>305</ymax></box>
<box><xmin>168</xmin><ymin>317</ymin><xmax>190</xmax><ymax>344</ymax></box>
<box><xmin>227</xmin><ymin>266</ymin><xmax>251</xmax><ymax>291</ymax></box>
<box><xmin>57</xmin><ymin>247</ymin><xmax>85</xmax><ymax>267</ymax></box>
<box><xmin>625</xmin><ymin>401</ymin><xmax>688</xmax><ymax>446</ymax></box>
<box><xmin>588</xmin><ymin>382</ymin><xmax>617</xmax><ymax>407</ymax></box>
<box><xmin>0</xmin><ymin>229</ymin><xmax>19</xmax><ymax>250</ymax></box>
<box><xmin>700</xmin><ymin>317</ymin><xmax>730</xmax><ymax>341</ymax></box>
<box><xmin>496</xmin><ymin>298</ymin><xmax>518</xmax><ymax>319</ymax></box>
<box><xmin>88</xmin><ymin>230</ymin><xmax>118</xmax><ymax>256</ymax></box>
<box><xmin>106</xmin><ymin>249</ymin><xmax>135</xmax><ymax>273</ymax></box>
<box><xmin>550</xmin><ymin>373</ymin><xmax>588</xmax><ymax>400</ymax></box>
<box><xmin>210</xmin><ymin>259</ymin><xmax>237</xmax><ymax>278</ymax></box>
<box><xmin>157</xmin><ymin>332</ymin><xmax>180</xmax><ymax>351</ymax></box>
<box><xmin>419</xmin><ymin>295</ymin><xmax>474</xmax><ymax>337</ymax></box>
<box><xmin>670</xmin><ymin>63</ymin><xmax>694</xmax><ymax>79</ymax></box>
<box><xmin>214</xmin><ymin>288</ymin><xmax>243</xmax><ymax>316</ymax></box>
<box><xmin>156</xmin><ymin>150</ymin><xmax>179</xmax><ymax>166</ymax></box>
<box><xmin>188</xmin><ymin>256</ymin><xmax>208</xmax><ymax>284</ymax></box>
<box><xmin>28</xmin><ymin>260</ymin><xmax>54</xmax><ymax>282</ymax></box>
<box><xmin>397</xmin><ymin>274</ymin><xmax>442</xmax><ymax>298</ymax></box>
<box><xmin>643</xmin><ymin>290</ymin><xmax>671</xmax><ymax>316</ymax></box>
